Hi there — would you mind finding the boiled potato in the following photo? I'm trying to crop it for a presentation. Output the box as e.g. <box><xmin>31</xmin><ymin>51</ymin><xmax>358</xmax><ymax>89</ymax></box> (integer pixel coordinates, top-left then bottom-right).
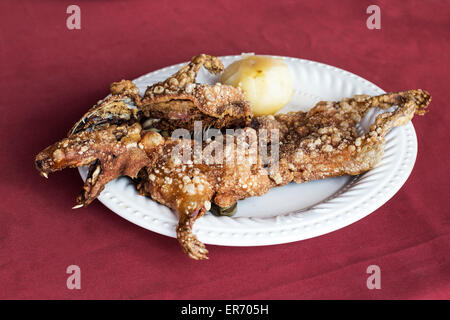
<box><xmin>220</xmin><ymin>55</ymin><xmax>293</xmax><ymax>115</ymax></box>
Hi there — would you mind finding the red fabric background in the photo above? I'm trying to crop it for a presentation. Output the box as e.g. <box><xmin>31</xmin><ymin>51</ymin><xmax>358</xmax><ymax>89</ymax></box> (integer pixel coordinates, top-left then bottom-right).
<box><xmin>0</xmin><ymin>0</ymin><xmax>449</xmax><ymax>299</ymax></box>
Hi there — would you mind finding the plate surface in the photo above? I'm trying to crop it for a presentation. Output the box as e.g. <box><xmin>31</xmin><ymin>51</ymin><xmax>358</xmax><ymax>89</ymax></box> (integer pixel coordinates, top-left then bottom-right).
<box><xmin>79</xmin><ymin>55</ymin><xmax>418</xmax><ymax>246</ymax></box>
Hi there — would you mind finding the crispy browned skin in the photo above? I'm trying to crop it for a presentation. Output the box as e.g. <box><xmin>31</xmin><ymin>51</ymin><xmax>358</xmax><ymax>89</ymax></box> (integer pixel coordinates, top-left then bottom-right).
<box><xmin>141</xmin><ymin>54</ymin><xmax>252</xmax><ymax>131</ymax></box>
<box><xmin>136</xmin><ymin>90</ymin><xmax>430</xmax><ymax>259</ymax></box>
<box><xmin>135</xmin><ymin>128</ymin><xmax>272</xmax><ymax>259</ymax></box>
<box><xmin>35</xmin><ymin>85</ymin><xmax>430</xmax><ymax>260</ymax></box>
<box><xmin>252</xmin><ymin>89</ymin><xmax>431</xmax><ymax>185</ymax></box>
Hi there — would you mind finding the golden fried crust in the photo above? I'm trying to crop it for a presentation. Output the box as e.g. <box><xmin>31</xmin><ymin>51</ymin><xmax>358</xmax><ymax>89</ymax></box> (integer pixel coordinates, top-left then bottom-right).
<box><xmin>137</xmin><ymin>139</ymin><xmax>216</xmax><ymax>260</ymax></box>
<box><xmin>144</xmin><ymin>84</ymin><xmax>250</xmax><ymax>117</ymax></box>
<box><xmin>110</xmin><ymin>79</ymin><xmax>140</xmax><ymax>96</ymax></box>
<box><xmin>253</xmin><ymin>90</ymin><xmax>431</xmax><ymax>185</ymax></box>
<box><xmin>135</xmin><ymin>90</ymin><xmax>430</xmax><ymax>259</ymax></box>
<box><xmin>144</xmin><ymin>54</ymin><xmax>224</xmax><ymax>96</ymax></box>
<box><xmin>35</xmin><ymin>123</ymin><xmax>149</xmax><ymax>206</ymax></box>
<box><xmin>142</xmin><ymin>84</ymin><xmax>251</xmax><ymax>131</ymax></box>
<box><xmin>137</xmin><ymin>129</ymin><xmax>272</xmax><ymax>259</ymax></box>
<box><xmin>35</xmin><ymin>83</ymin><xmax>430</xmax><ymax>260</ymax></box>
<box><xmin>141</xmin><ymin>54</ymin><xmax>251</xmax><ymax>131</ymax></box>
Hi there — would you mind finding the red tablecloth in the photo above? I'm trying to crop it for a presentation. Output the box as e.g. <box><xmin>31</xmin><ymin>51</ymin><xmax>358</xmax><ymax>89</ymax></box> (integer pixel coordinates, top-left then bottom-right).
<box><xmin>0</xmin><ymin>0</ymin><xmax>449</xmax><ymax>299</ymax></box>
